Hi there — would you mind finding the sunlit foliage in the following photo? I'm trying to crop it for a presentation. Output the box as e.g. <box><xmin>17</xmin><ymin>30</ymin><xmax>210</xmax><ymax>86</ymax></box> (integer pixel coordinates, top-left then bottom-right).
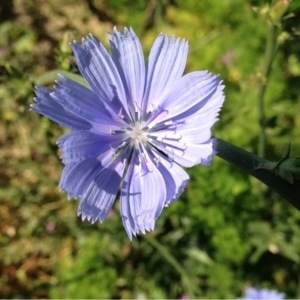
<box><xmin>1</xmin><ymin>0</ymin><xmax>300</xmax><ymax>298</ymax></box>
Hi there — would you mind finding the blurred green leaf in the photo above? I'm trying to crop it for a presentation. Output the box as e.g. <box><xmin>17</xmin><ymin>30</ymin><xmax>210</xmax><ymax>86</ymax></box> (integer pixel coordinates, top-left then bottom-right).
<box><xmin>1</xmin><ymin>0</ymin><xmax>300</xmax><ymax>299</ymax></box>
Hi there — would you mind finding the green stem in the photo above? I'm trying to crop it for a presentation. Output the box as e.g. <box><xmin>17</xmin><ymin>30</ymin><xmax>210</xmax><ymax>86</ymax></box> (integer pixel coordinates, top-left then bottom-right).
<box><xmin>215</xmin><ymin>138</ymin><xmax>300</xmax><ymax>211</ymax></box>
<box><xmin>144</xmin><ymin>235</ymin><xmax>198</xmax><ymax>298</ymax></box>
<box><xmin>258</xmin><ymin>21</ymin><xmax>279</xmax><ymax>157</ymax></box>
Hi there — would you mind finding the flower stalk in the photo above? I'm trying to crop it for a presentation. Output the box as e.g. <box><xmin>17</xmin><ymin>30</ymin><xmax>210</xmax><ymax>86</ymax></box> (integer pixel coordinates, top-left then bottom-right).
<box><xmin>215</xmin><ymin>138</ymin><xmax>300</xmax><ymax>211</ymax></box>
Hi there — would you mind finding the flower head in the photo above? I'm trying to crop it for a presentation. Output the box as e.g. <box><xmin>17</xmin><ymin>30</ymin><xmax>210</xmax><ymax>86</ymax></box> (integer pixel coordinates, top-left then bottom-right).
<box><xmin>31</xmin><ymin>27</ymin><xmax>224</xmax><ymax>239</ymax></box>
<box><xmin>240</xmin><ymin>287</ymin><xmax>285</xmax><ymax>300</ymax></box>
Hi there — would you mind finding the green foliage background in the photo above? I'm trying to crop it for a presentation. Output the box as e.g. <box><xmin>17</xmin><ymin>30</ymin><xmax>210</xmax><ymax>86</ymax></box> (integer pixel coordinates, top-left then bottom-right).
<box><xmin>1</xmin><ymin>0</ymin><xmax>300</xmax><ymax>298</ymax></box>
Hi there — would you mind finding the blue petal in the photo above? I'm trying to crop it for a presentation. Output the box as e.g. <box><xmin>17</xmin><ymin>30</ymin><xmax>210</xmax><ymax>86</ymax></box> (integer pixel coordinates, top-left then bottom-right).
<box><xmin>150</xmin><ymin>135</ymin><xmax>216</xmax><ymax>167</ymax></box>
<box><xmin>147</xmin><ymin>71</ymin><xmax>224</xmax><ymax>167</ymax></box>
<box><xmin>243</xmin><ymin>287</ymin><xmax>285</xmax><ymax>300</ymax></box>
<box><xmin>109</xmin><ymin>27</ymin><xmax>146</xmax><ymax>115</ymax></box>
<box><xmin>78</xmin><ymin>160</ymin><xmax>125</xmax><ymax>223</ymax></box>
<box><xmin>171</xmin><ymin>82</ymin><xmax>224</xmax><ymax>144</ymax></box>
<box><xmin>59</xmin><ymin>158</ymin><xmax>105</xmax><ymax>198</ymax></box>
<box><xmin>153</xmin><ymin>71</ymin><xmax>222</xmax><ymax>123</ymax></box>
<box><xmin>52</xmin><ymin>75</ymin><xmax>122</xmax><ymax>126</ymax></box>
<box><xmin>31</xmin><ymin>86</ymin><xmax>92</xmax><ymax>130</ymax></box>
<box><xmin>71</xmin><ymin>35</ymin><xmax>130</xmax><ymax>119</ymax></box>
<box><xmin>120</xmin><ymin>150</ymin><xmax>166</xmax><ymax>239</ymax></box>
<box><xmin>57</xmin><ymin>131</ymin><xmax>119</xmax><ymax>164</ymax></box>
<box><xmin>154</xmin><ymin>152</ymin><xmax>190</xmax><ymax>206</ymax></box>
<box><xmin>144</xmin><ymin>34</ymin><xmax>188</xmax><ymax>111</ymax></box>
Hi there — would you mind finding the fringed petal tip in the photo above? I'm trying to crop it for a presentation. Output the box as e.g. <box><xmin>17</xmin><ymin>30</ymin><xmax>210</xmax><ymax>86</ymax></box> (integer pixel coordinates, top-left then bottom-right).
<box><xmin>197</xmin><ymin>138</ymin><xmax>217</xmax><ymax>167</ymax></box>
<box><xmin>78</xmin><ymin>211</ymin><xmax>99</xmax><ymax>225</ymax></box>
<box><xmin>77</xmin><ymin>197</ymin><xmax>112</xmax><ymax>225</ymax></box>
<box><xmin>70</xmin><ymin>34</ymin><xmax>99</xmax><ymax>49</ymax></box>
<box><xmin>207</xmin><ymin>138</ymin><xmax>218</xmax><ymax>164</ymax></box>
<box><xmin>110</xmin><ymin>26</ymin><xmax>137</xmax><ymax>37</ymax></box>
<box><xmin>29</xmin><ymin>102</ymin><xmax>35</xmax><ymax>111</ymax></box>
<box><xmin>122</xmin><ymin>218</ymin><xmax>156</xmax><ymax>240</ymax></box>
<box><xmin>58</xmin><ymin>185</ymin><xmax>78</xmax><ymax>201</ymax></box>
<box><xmin>171</xmin><ymin>178</ymin><xmax>189</xmax><ymax>205</ymax></box>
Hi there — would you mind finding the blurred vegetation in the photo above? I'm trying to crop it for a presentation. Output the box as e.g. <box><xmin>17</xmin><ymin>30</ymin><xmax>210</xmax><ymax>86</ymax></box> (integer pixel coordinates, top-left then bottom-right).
<box><xmin>1</xmin><ymin>0</ymin><xmax>300</xmax><ymax>298</ymax></box>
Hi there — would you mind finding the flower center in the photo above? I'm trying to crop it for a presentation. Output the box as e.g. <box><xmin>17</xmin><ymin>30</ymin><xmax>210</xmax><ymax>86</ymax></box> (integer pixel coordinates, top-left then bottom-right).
<box><xmin>127</xmin><ymin>122</ymin><xmax>148</xmax><ymax>148</ymax></box>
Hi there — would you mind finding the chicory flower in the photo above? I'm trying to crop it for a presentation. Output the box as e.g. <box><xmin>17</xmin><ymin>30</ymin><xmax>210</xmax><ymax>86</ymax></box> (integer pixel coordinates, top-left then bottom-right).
<box><xmin>31</xmin><ymin>27</ymin><xmax>224</xmax><ymax>239</ymax></box>
<box><xmin>240</xmin><ymin>287</ymin><xmax>285</xmax><ymax>300</ymax></box>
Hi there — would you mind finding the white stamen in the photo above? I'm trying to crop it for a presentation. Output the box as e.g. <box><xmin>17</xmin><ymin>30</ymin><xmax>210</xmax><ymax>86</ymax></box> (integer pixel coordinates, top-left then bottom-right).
<box><xmin>126</xmin><ymin>122</ymin><xmax>148</xmax><ymax>148</ymax></box>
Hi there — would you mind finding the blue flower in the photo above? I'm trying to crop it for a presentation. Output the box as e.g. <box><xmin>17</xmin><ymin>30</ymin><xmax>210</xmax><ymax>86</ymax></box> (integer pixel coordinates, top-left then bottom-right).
<box><xmin>241</xmin><ymin>287</ymin><xmax>285</xmax><ymax>300</ymax></box>
<box><xmin>31</xmin><ymin>27</ymin><xmax>224</xmax><ymax>239</ymax></box>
